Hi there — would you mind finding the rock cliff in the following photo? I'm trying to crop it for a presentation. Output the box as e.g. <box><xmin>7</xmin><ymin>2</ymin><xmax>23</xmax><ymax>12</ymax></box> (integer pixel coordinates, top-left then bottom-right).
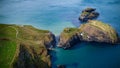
<box><xmin>59</xmin><ymin>20</ymin><xmax>118</xmax><ymax>49</ymax></box>
<box><xmin>0</xmin><ymin>24</ymin><xmax>56</xmax><ymax>68</ymax></box>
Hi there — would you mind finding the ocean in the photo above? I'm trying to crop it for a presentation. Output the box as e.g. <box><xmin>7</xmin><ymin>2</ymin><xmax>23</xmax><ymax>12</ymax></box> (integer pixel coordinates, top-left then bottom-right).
<box><xmin>0</xmin><ymin>0</ymin><xmax>120</xmax><ymax>68</ymax></box>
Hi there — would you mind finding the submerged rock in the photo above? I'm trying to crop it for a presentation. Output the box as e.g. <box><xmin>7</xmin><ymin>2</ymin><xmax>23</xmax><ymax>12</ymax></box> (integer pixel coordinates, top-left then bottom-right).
<box><xmin>57</xmin><ymin>65</ymin><xmax>66</xmax><ymax>68</ymax></box>
<box><xmin>79</xmin><ymin>8</ymin><xmax>99</xmax><ymax>22</ymax></box>
<box><xmin>59</xmin><ymin>20</ymin><xmax>118</xmax><ymax>49</ymax></box>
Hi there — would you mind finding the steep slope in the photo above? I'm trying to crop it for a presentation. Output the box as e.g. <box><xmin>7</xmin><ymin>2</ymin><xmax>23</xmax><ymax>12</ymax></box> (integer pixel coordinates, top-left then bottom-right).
<box><xmin>0</xmin><ymin>24</ymin><xmax>56</xmax><ymax>68</ymax></box>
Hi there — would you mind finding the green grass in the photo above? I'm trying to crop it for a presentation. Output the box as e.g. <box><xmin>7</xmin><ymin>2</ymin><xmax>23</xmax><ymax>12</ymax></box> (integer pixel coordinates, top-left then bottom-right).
<box><xmin>0</xmin><ymin>24</ymin><xmax>17</xmax><ymax>68</ymax></box>
<box><xmin>0</xmin><ymin>27</ymin><xmax>16</xmax><ymax>39</ymax></box>
<box><xmin>61</xmin><ymin>27</ymin><xmax>81</xmax><ymax>40</ymax></box>
<box><xmin>0</xmin><ymin>41</ymin><xmax>17</xmax><ymax>68</ymax></box>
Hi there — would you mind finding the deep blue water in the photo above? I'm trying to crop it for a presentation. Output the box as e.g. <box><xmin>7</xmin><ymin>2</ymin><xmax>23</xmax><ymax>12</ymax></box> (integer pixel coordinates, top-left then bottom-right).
<box><xmin>0</xmin><ymin>0</ymin><xmax>120</xmax><ymax>68</ymax></box>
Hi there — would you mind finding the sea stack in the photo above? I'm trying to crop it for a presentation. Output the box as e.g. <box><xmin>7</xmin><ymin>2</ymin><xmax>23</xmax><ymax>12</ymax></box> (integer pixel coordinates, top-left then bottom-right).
<box><xmin>79</xmin><ymin>8</ymin><xmax>99</xmax><ymax>22</ymax></box>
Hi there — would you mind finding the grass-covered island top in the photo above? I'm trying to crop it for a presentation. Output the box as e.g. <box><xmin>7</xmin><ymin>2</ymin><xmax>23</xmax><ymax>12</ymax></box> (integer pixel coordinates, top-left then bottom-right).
<box><xmin>58</xmin><ymin>20</ymin><xmax>119</xmax><ymax>49</ymax></box>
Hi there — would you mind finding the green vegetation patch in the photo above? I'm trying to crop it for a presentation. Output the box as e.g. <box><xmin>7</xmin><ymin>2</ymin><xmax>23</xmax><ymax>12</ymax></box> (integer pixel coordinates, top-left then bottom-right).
<box><xmin>81</xmin><ymin>11</ymin><xmax>90</xmax><ymax>16</ymax></box>
<box><xmin>0</xmin><ymin>24</ymin><xmax>17</xmax><ymax>68</ymax></box>
<box><xmin>61</xmin><ymin>27</ymin><xmax>81</xmax><ymax>40</ymax></box>
<box><xmin>0</xmin><ymin>24</ymin><xmax>16</xmax><ymax>39</ymax></box>
<box><xmin>0</xmin><ymin>40</ymin><xmax>17</xmax><ymax>68</ymax></box>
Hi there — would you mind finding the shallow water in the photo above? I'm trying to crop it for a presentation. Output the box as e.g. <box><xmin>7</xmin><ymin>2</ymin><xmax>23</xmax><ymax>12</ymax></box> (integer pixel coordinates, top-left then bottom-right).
<box><xmin>0</xmin><ymin>0</ymin><xmax>120</xmax><ymax>68</ymax></box>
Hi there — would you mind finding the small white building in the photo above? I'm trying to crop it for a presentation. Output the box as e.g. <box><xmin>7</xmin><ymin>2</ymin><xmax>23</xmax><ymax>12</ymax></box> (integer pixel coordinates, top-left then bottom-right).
<box><xmin>80</xmin><ymin>32</ymin><xmax>84</xmax><ymax>36</ymax></box>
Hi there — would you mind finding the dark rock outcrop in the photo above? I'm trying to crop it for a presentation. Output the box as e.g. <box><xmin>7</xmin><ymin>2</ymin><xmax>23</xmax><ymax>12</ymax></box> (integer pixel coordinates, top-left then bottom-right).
<box><xmin>59</xmin><ymin>20</ymin><xmax>119</xmax><ymax>49</ymax></box>
<box><xmin>79</xmin><ymin>8</ymin><xmax>99</xmax><ymax>22</ymax></box>
<box><xmin>82</xmin><ymin>8</ymin><xmax>96</xmax><ymax>12</ymax></box>
<box><xmin>44</xmin><ymin>32</ymin><xmax>56</xmax><ymax>49</ymax></box>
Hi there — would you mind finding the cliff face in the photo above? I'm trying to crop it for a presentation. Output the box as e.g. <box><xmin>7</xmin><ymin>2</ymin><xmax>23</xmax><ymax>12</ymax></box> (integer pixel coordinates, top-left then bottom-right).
<box><xmin>59</xmin><ymin>20</ymin><xmax>118</xmax><ymax>49</ymax></box>
<box><xmin>0</xmin><ymin>24</ymin><xmax>56</xmax><ymax>68</ymax></box>
<box><xmin>79</xmin><ymin>20</ymin><xmax>118</xmax><ymax>43</ymax></box>
<box><xmin>13</xmin><ymin>43</ymin><xmax>51</xmax><ymax>68</ymax></box>
<box><xmin>58</xmin><ymin>28</ymin><xmax>81</xmax><ymax>49</ymax></box>
<box><xmin>12</xmin><ymin>25</ymin><xmax>56</xmax><ymax>68</ymax></box>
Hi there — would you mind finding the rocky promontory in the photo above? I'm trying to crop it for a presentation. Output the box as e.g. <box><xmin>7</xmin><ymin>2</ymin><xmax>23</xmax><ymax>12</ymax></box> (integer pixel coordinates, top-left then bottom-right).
<box><xmin>79</xmin><ymin>8</ymin><xmax>99</xmax><ymax>22</ymax></box>
<box><xmin>58</xmin><ymin>20</ymin><xmax>118</xmax><ymax>49</ymax></box>
<box><xmin>0</xmin><ymin>24</ymin><xmax>56</xmax><ymax>68</ymax></box>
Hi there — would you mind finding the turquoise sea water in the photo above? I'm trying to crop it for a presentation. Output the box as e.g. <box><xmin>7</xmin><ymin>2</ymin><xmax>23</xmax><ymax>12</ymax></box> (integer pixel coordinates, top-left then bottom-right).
<box><xmin>0</xmin><ymin>0</ymin><xmax>120</xmax><ymax>68</ymax></box>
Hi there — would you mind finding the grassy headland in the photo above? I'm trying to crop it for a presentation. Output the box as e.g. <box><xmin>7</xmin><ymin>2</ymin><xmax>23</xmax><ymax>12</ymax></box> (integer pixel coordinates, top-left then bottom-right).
<box><xmin>0</xmin><ymin>24</ymin><xmax>55</xmax><ymax>68</ymax></box>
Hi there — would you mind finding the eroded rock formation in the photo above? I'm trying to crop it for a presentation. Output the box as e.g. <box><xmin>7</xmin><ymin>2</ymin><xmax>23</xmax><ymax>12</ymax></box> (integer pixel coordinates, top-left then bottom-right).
<box><xmin>59</xmin><ymin>20</ymin><xmax>118</xmax><ymax>49</ymax></box>
<box><xmin>79</xmin><ymin>8</ymin><xmax>99</xmax><ymax>22</ymax></box>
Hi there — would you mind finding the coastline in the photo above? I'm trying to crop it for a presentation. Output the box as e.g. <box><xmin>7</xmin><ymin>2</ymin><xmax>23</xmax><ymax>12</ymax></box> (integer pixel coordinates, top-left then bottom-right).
<box><xmin>0</xmin><ymin>0</ymin><xmax>120</xmax><ymax>68</ymax></box>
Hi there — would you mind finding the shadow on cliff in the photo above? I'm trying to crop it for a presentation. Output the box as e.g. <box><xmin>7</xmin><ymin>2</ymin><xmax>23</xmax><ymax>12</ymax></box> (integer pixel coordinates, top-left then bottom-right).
<box><xmin>49</xmin><ymin>50</ymin><xmax>58</xmax><ymax>68</ymax></box>
<box><xmin>48</xmin><ymin>35</ymin><xmax>59</xmax><ymax>68</ymax></box>
<box><xmin>13</xmin><ymin>44</ymin><xmax>50</xmax><ymax>68</ymax></box>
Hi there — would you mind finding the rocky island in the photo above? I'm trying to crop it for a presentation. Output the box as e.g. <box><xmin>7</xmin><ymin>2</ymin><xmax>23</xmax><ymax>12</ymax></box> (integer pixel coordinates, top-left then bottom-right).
<box><xmin>79</xmin><ymin>8</ymin><xmax>99</xmax><ymax>22</ymax></box>
<box><xmin>0</xmin><ymin>24</ymin><xmax>56</xmax><ymax>68</ymax></box>
<box><xmin>58</xmin><ymin>20</ymin><xmax>118</xmax><ymax>49</ymax></box>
